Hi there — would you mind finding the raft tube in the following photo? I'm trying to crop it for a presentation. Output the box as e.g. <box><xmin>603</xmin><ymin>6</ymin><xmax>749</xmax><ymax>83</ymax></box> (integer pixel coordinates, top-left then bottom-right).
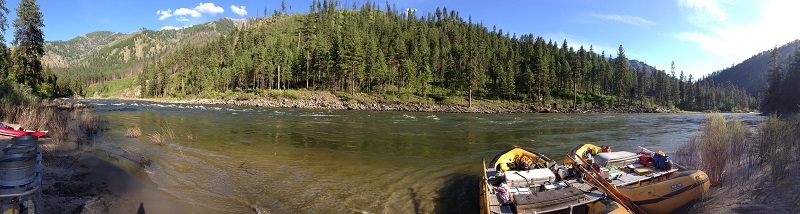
<box><xmin>616</xmin><ymin>170</ymin><xmax>711</xmax><ymax>214</ymax></box>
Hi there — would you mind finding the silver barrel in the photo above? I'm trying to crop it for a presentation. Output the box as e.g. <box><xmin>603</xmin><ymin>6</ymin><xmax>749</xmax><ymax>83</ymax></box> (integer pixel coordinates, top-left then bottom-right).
<box><xmin>0</xmin><ymin>153</ymin><xmax>37</xmax><ymax>186</ymax></box>
<box><xmin>11</xmin><ymin>135</ymin><xmax>38</xmax><ymax>147</ymax></box>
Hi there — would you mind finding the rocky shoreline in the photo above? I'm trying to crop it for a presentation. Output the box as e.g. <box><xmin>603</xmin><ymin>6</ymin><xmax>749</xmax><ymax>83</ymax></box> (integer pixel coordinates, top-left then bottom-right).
<box><xmin>165</xmin><ymin>96</ymin><xmax>674</xmax><ymax>114</ymax></box>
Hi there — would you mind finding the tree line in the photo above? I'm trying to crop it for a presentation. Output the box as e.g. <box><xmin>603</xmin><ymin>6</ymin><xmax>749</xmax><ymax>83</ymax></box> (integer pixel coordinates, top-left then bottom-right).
<box><xmin>0</xmin><ymin>0</ymin><xmax>55</xmax><ymax>97</ymax></box>
<box><xmin>761</xmin><ymin>46</ymin><xmax>800</xmax><ymax>114</ymax></box>
<box><xmin>133</xmin><ymin>0</ymin><xmax>754</xmax><ymax>111</ymax></box>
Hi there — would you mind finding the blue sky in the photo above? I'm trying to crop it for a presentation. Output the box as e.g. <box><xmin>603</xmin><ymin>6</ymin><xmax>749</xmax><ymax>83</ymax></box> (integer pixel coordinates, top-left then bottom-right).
<box><xmin>5</xmin><ymin>0</ymin><xmax>800</xmax><ymax>78</ymax></box>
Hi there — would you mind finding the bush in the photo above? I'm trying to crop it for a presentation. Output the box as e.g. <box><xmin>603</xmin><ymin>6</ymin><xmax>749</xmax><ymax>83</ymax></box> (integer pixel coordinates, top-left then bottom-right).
<box><xmin>0</xmin><ymin>81</ymin><xmax>71</xmax><ymax>145</ymax></box>
<box><xmin>674</xmin><ymin>114</ymin><xmax>749</xmax><ymax>183</ymax></box>
<box><xmin>758</xmin><ymin>115</ymin><xmax>800</xmax><ymax>181</ymax></box>
<box><xmin>125</xmin><ymin>126</ymin><xmax>141</xmax><ymax>138</ymax></box>
<box><xmin>80</xmin><ymin>112</ymin><xmax>102</xmax><ymax>136</ymax></box>
<box><xmin>283</xmin><ymin>90</ymin><xmax>301</xmax><ymax>100</ymax></box>
<box><xmin>265</xmin><ymin>89</ymin><xmax>302</xmax><ymax>100</ymax></box>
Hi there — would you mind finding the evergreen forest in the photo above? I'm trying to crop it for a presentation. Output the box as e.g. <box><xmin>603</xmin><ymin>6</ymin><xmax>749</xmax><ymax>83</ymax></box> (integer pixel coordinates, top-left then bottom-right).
<box><xmin>130</xmin><ymin>1</ymin><xmax>755</xmax><ymax>111</ymax></box>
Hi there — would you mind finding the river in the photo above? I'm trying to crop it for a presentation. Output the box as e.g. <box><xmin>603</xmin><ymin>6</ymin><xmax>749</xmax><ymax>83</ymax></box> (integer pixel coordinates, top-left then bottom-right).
<box><xmin>74</xmin><ymin>99</ymin><xmax>764</xmax><ymax>213</ymax></box>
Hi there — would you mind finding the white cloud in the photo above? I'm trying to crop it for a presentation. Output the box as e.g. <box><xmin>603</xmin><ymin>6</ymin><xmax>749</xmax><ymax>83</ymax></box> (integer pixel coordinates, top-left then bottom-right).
<box><xmin>157</xmin><ymin>9</ymin><xmax>173</xmax><ymax>20</ymax></box>
<box><xmin>176</xmin><ymin>17</ymin><xmax>189</xmax><ymax>22</ymax></box>
<box><xmin>676</xmin><ymin>0</ymin><xmax>800</xmax><ymax>66</ymax></box>
<box><xmin>160</xmin><ymin>25</ymin><xmax>193</xmax><ymax>31</ymax></box>
<box><xmin>677</xmin><ymin>0</ymin><xmax>729</xmax><ymax>25</ymax></box>
<box><xmin>590</xmin><ymin>13</ymin><xmax>654</xmax><ymax>26</ymax></box>
<box><xmin>230</xmin><ymin>5</ymin><xmax>247</xmax><ymax>16</ymax></box>
<box><xmin>160</xmin><ymin>25</ymin><xmax>180</xmax><ymax>31</ymax></box>
<box><xmin>174</xmin><ymin>8</ymin><xmax>202</xmax><ymax>17</ymax></box>
<box><xmin>194</xmin><ymin>3</ymin><xmax>224</xmax><ymax>15</ymax></box>
<box><xmin>156</xmin><ymin>2</ymin><xmax>224</xmax><ymax>21</ymax></box>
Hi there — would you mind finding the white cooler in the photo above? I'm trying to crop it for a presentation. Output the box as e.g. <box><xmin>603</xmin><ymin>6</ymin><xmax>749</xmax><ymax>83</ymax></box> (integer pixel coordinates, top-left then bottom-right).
<box><xmin>504</xmin><ymin>168</ymin><xmax>556</xmax><ymax>187</ymax></box>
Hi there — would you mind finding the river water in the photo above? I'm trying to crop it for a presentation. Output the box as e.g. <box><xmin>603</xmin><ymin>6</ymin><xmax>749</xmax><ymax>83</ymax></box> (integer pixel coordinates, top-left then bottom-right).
<box><xmin>75</xmin><ymin>99</ymin><xmax>763</xmax><ymax>213</ymax></box>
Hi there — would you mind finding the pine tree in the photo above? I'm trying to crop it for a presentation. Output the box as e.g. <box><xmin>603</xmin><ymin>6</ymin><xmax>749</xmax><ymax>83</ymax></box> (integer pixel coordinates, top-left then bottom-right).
<box><xmin>613</xmin><ymin>45</ymin><xmax>631</xmax><ymax>106</ymax></box>
<box><xmin>679</xmin><ymin>70</ymin><xmax>685</xmax><ymax>107</ymax></box>
<box><xmin>778</xmin><ymin>46</ymin><xmax>800</xmax><ymax>113</ymax></box>
<box><xmin>11</xmin><ymin>0</ymin><xmax>45</xmax><ymax>92</ymax></box>
<box><xmin>0</xmin><ymin>0</ymin><xmax>9</xmax><ymax>80</ymax></box>
<box><xmin>637</xmin><ymin>62</ymin><xmax>649</xmax><ymax>106</ymax></box>
<box><xmin>534</xmin><ymin>38</ymin><xmax>548</xmax><ymax>104</ymax></box>
<box><xmin>762</xmin><ymin>46</ymin><xmax>783</xmax><ymax>113</ymax></box>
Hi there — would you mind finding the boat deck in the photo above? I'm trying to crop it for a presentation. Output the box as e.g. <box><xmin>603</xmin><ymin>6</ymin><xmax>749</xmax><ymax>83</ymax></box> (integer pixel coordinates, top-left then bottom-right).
<box><xmin>486</xmin><ymin>167</ymin><xmax>605</xmax><ymax>214</ymax></box>
<box><xmin>607</xmin><ymin>165</ymin><xmax>679</xmax><ymax>186</ymax></box>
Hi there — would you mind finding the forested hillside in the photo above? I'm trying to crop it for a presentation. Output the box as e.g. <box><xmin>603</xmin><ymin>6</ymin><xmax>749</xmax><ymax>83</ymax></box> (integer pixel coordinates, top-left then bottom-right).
<box><xmin>707</xmin><ymin>40</ymin><xmax>800</xmax><ymax>96</ymax></box>
<box><xmin>43</xmin><ymin>31</ymin><xmax>127</xmax><ymax>68</ymax></box>
<box><xmin>761</xmin><ymin>45</ymin><xmax>800</xmax><ymax>114</ymax></box>
<box><xmin>130</xmin><ymin>1</ymin><xmax>754</xmax><ymax>111</ymax></box>
<box><xmin>51</xmin><ymin>18</ymin><xmax>245</xmax><ymax>96</ymax></box>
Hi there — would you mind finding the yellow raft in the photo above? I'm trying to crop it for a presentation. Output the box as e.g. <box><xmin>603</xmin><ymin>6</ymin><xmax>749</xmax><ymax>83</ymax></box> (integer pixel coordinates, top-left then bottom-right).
<box><xmin>617</xmin><ymin>170</ymin><xmax>711</xmax><ymax>214</ymax></box>
<box><xmin>564</xmin><ymin>144</ymin><xmax>712</xmax><ymax>214</ymax></box>
<box><xmin>480</xmin><ymin>147</ymin><xmax>631</xmax><ymax>214</ymax></box>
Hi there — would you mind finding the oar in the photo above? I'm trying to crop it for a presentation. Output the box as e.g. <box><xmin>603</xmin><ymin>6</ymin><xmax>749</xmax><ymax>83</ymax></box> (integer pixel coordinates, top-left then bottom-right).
<box><xmin>571</xmin><ymin>155</ymin><xmax>647</xmax><ymax>214</ymax></box>
<box><xmin>672</xmin><ymin>162</ymin><xmax>723</xmax><ymax>187</ymax></box>
<box><xmin>481</xmin><ymin>160</ymin><xmax>491</xmax><ymax>214</ymax></box>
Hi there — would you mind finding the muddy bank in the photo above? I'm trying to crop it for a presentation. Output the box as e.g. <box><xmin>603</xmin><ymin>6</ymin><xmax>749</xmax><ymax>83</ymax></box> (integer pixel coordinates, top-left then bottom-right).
<box><xmin>685</xmin><ymin>161</ymin><xmax>800</xmax><ymax>213</ymax></box>
<box><xmin>0</xmin><ymin>137</ymin><xmax>207</xmax><ymax>213</ymax></box>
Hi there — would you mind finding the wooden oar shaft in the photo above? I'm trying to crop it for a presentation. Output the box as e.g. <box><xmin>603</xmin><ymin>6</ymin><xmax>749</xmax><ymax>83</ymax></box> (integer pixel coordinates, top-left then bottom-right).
<box><xmin>573</xmin><ymin>155</ymin><xmax>647</xmax><ymax>214</ymax></box>
<box><xmin>481</xmin><ymin>160</ymin><xmax>491</xmax><ymax>214</ymax></box>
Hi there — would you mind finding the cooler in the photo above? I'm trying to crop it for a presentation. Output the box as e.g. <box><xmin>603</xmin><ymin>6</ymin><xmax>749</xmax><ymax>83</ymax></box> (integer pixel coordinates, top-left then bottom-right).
<box><xmin>504</xmin><ymin>168</ymin><xmax>556</xmax><ymax>187</ymax></box>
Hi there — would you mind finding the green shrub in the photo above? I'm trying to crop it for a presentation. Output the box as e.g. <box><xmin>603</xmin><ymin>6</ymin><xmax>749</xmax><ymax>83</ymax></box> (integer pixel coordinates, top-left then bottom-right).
<box><xmin>674</xmin><ymin>114</ymin><xmax>749</xmax><ymax>183</ymax></box>
<box><xmin>283</xmin><ymin>90</ymin><xmax>301</xmax><ymax>100</ymax></box>
<box><xmin>758</xmin><ymin>115</ymin><xmax>800</xmax><ymax>181</ymax></box>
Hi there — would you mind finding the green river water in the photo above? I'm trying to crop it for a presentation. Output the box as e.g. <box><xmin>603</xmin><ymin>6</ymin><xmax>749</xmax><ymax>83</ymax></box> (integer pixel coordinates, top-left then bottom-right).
<box><xmin>76</xmin><ymin>99</ymin><xmax>763</xmax><ymax>213</ymax></box>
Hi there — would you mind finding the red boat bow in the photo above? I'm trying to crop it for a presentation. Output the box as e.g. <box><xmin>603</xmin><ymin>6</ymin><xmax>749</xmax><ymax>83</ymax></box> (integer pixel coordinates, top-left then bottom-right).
<box><xmin>0</xmin><ymin>127</ymin><xmax>48</xmax><ymax>137</ymax></box>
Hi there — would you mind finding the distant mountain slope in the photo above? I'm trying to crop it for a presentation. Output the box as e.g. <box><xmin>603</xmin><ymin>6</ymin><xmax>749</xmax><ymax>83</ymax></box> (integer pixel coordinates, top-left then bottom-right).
<box><xmin>64</xmin><ymin>18</ymin><xmax>244</xmax><ymax>68</ymax></box>
<box><xmin>76</xmin><ymin>18</ymin><xmax>242</xmax><ymax>67</ymax></box>
<box><xmin>51</xmin><ymin>18</ymin><xmax>247</xmax><ymax>94</ymax></box>
<box><xmin>708</xmin><ymin>40</ymin><xmax>800</xmax><ymax>96</ymax></box>
<box><xmin>43</xmin><ymin>31</ymin><xmax>127</xmax><ymax>68</ymax></box>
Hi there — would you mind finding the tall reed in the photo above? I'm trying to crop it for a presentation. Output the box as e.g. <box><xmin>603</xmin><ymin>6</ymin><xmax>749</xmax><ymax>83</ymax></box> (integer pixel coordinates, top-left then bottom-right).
<box><xmin>125</xmin><ymin>126</ymin><xmax>141</xmax><ymax>138</ymax></box>
<box><xmin>674</xmin><ymin>114</ymin><xmax>750</xmax><ymax>183</ymax></box>
<box><xmin>1</xmin><ymin>81</ymin><xmax>70</xmax><ymax>145</ymax></box>
<box><xmin>148</xmin><ymin>122</ymin><xmax>175</xmax><ymax>146</ymax></box>
<box><xmin>79</xmin><ymin>112</ymin><xmax>102</xmax><ymax>136</ymax></box>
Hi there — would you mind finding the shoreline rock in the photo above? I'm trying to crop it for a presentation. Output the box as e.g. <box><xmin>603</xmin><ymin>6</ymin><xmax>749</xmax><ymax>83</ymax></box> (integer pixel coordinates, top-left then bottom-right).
<box><xmin>122</xmin><ymin>96</ymin><xmax>675</xmax><ymax>114</ymax></box>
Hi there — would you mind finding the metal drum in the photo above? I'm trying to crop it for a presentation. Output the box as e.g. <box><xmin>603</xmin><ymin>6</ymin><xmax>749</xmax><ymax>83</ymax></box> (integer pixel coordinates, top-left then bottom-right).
<box><xmin>0</xmin><ymin>153</ymin><xmax>37</xmax><ymax>186</ymax></box>
<box><xmin>2</xmin><ymin>146</ymin><xmax>37</xmax><ymax>156</ymax></box>
<box><xmin>11</xmin><ymin>135</ymin><xmax>38</xmax><ymax>147</ymax></box>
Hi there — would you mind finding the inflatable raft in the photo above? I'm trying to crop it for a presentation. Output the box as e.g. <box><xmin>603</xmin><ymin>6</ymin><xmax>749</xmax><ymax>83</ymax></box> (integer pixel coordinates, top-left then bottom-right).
<box><xmin>480</xmin><ymin>147</ymin><xmax>631</xmax><ymax>214</ymax></box>
<box><xmin>564</xmin><ymin>144</ymin><xmax>712</xmax><ymax>214</ymax></box>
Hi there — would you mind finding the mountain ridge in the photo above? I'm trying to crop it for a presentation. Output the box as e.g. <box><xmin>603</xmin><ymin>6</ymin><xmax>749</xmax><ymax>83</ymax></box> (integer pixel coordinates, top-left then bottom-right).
<box><xmin>49</xmin><ymin>17</ymin><xmax>249</xmax><ymax>95</ymax></box>
<box><xmin>707</xmin><ymin>40</ymin><xmax>800</xmax><ymax>96</ymax></box>
<box><xmin>43</xmin><ymin>17</ymin><xmax>248</xmax><ymax>70</ymax></box>
<box><xmin>43</xmin><ymin>31</ymin><xmax>128</xmax><ymax>68</ymax></box>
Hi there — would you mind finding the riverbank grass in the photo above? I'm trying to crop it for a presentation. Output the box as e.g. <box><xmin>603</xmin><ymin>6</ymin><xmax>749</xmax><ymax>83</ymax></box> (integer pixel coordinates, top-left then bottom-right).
<box><xmin>1</xmin><ymin>81</ymin><xmax>69</xmax><ymax>144</ymax></box>
<box><xmin>125</xmin><ymin>126</ymin><xmax>141</xmax><ymax>138</ymax></box>
<box><xmin>674</xmin><ymin>114</ymin><xmax>749</xmax><ymax>183</ymax></box>
<box><xmin>675</xmin><ymin>114</ymin><xmax>800</xmax><ymax>213</ymax></box>
<box><xmin>758</xmin><ymin>115</ymin><xmax>800</xmax><ymax>181</ymax></box>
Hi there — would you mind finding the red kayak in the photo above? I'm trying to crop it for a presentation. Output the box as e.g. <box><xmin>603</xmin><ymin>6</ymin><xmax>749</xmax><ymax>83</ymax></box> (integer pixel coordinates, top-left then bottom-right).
<box><xmin>0</xmin><ymin>127</ymin><xmax>48</xmax><ymax>137</ymax></box>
